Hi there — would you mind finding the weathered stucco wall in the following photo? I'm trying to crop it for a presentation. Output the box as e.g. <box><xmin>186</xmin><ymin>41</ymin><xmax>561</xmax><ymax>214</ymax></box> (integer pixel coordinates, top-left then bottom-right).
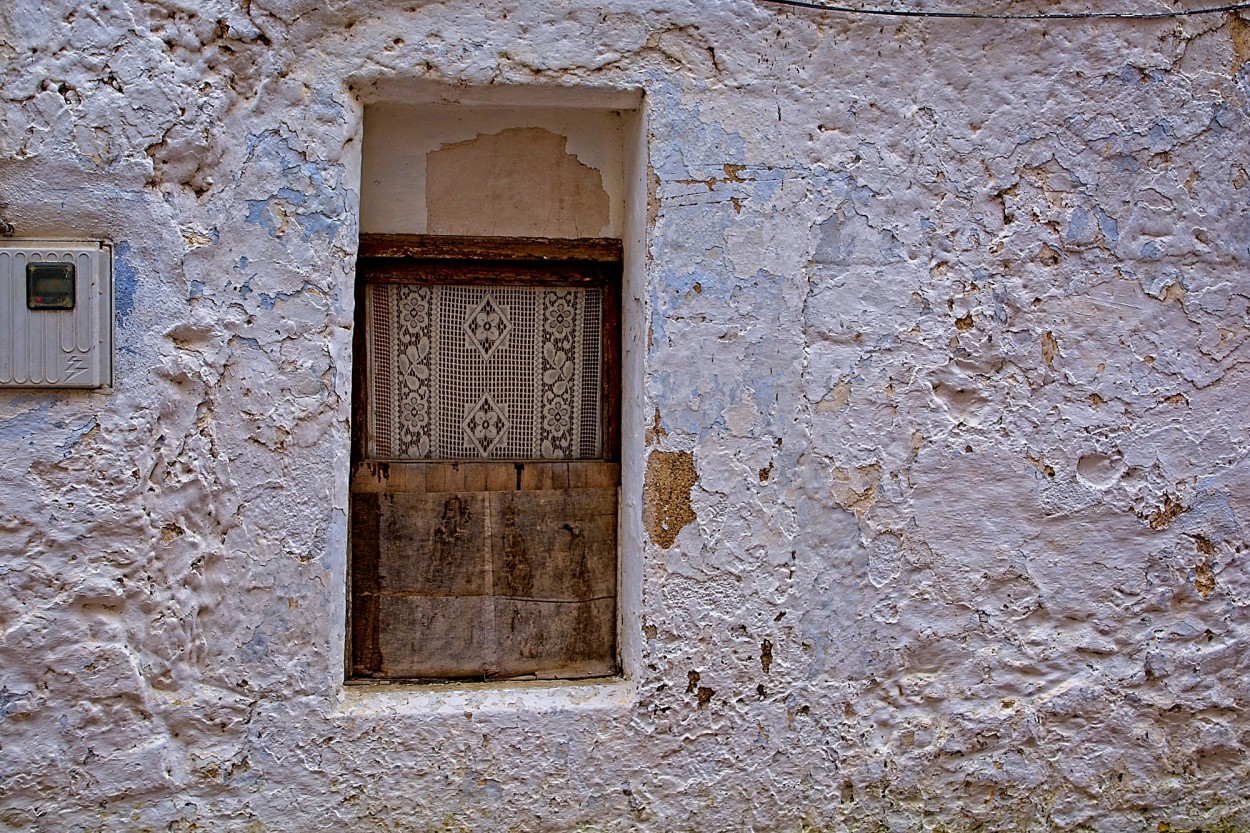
<box><xmin>2</xmin><ymin>0</ymin><xmax>1249</xmax><ymax>830</ymax></box>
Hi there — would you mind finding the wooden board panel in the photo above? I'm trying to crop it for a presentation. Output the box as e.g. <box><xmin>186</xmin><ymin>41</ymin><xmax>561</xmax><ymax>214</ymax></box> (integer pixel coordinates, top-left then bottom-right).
<box><xmin>491</xmin><ymin>489</ymin><xmax>617</xmax><ymax>601</ymax></box>
<box><xmin>519</xmin><ymin>462</ymin><xmax>567</xmax><ymax>491</ymax></box>
<box><xmin>486</xmin><ymin>464</ymin><xmax>516</xmax><ymax>491</ymax></box>
<box><xmin>493</xmin><ymin>597</ymin><xmax>616</xmax><ymax>679</ymax></box>
<box><xmin>372</xmin><ymin>596</ymin><xmax>615</xmax><ymax>680</ymax></box>
<box><xmin>351</xmin><ymin>486</ymin><xmax>618</xmax><ymax>680</ymax></box>
<box><xmin>567</xmin><ymin>462</ymin><xmax>618</xmax><ymax>489</ymax></box>
<box><xmin>349</xmin><ymin>492</ymin><xmax>382</xmax><ymax>676</ymax></box>
<box><xmin>374</xmin><ymin>594</ymin><xmax>494</xmax><ymax>679</ymax></box>
<box><xmin>377</xmin><ymin>493</ymin><xmax>490</xmax><ymax>596</ymax></box>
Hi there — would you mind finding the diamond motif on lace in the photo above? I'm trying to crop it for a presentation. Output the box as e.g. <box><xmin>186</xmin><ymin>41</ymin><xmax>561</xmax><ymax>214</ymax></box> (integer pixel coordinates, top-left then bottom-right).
<box><xmin>462</xmin><ymin>393</ymin><xmax>509</xmax><ymax>456</ymax></box>
<box><xmin>464</xmin><ymin>293</ymin><xmax>510</xmax><ymax>359</ymax></box>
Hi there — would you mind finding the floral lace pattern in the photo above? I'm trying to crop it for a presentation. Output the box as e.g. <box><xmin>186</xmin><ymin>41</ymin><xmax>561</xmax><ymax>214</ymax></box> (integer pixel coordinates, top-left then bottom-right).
<box><xmin>368</xmin><ymin>284</ymin><xmax>602</xmax><ymax>460</ymax></box>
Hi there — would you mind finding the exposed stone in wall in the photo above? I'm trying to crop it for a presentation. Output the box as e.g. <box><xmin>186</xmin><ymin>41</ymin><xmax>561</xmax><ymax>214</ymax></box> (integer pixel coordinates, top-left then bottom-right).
<box><xmin>2</xmin><ymin>0</ymin><xmax>1250</xmax><ymax>831</ymax></box>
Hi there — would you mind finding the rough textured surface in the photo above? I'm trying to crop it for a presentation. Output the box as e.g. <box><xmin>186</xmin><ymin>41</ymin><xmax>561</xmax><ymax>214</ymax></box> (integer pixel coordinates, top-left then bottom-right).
<box><xmin>2</xmin><ymin>0</ymin><xmax>1250</xmax><ymax>830</ymax></box>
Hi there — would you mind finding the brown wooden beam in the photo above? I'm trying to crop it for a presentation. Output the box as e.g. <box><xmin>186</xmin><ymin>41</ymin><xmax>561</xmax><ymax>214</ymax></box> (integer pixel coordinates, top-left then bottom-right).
<box><xmin>357</xmin><ymin>259</ymin><xmax>614</xmax><ymax>286</ymax></box>
<box><xmin>359</xmin><ymin>233</ymin><xmax>623</xmax><ymax>263</ymax></box>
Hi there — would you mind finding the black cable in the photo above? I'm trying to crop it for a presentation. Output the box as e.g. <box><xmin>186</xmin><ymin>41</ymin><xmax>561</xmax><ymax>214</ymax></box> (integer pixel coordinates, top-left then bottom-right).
<box><xmin>759</xmin><ymin>0</ymin><xmax>1250</xmax><ymax>19</ymax></box>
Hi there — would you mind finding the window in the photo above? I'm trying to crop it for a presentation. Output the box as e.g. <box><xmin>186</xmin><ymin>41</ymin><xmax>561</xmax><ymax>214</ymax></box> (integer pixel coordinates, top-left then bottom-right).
<box><xmin>349</xmin><ymin>234</ymin><xmax>621</xmax><ymax>681</ymax></box>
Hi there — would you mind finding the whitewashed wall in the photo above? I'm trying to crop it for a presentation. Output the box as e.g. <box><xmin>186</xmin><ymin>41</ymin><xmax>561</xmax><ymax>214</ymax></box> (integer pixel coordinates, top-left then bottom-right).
<box><xmin>2</xmin><ymin>1</ymin><xmax>1249</xmax><ymax>830</ymax></box>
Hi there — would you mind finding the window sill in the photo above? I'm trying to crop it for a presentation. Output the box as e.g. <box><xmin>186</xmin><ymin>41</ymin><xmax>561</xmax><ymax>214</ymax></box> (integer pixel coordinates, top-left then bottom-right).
<box><xmin>335</xmin><ymin>675</ymin><xmax>635</xmax><ymax>717</ymax></box>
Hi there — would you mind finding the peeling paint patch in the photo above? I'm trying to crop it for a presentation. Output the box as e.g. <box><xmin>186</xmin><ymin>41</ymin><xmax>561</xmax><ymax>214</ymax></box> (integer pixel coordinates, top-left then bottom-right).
<box><xmin>643</xmin><ymin>449</ymin><xmax>697</xmax><ymax>549</ymax></box>
<box><xmin>1142</xmin><ymin>493</ymin><xmax>1189</xmax><ymax>529</ymax></box>
<box><xmin>1195</xmin><ymin>560</ymin><xmax>1216</xmax><ymax>598</ymax></box>
<box><xmin>644</xmin><ymin>407</ymin><xmax>667</xmax><ymax>446</ymax></box>
<box><xmin>1230</xmin><ymin>15</ymin><xmax>1250</xmax><ymax>74</ymax></box>
<box><xmin>1042</xmin><ymin>330</ymin><xmax>1059</xmax><ymax>367</ymax></box>
<box><xmin>831</xmin><ymin>463</ymin><xmax>881</xmax><ymax>516</ymax></box>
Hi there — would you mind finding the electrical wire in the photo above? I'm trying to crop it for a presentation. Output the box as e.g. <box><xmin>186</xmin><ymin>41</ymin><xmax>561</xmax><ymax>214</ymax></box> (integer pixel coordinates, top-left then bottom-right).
<box><xmin>758</xmin><ymin>0</ymin><xmax>1250</xmax><ymax>19</ymax></box>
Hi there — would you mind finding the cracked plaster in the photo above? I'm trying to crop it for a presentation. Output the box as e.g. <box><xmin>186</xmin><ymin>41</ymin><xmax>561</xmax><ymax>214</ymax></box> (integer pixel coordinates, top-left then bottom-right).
<box><xmin>2</xmin><ymin>0</ymin><xmax>1250</xmax><ymax>830</ymax></box>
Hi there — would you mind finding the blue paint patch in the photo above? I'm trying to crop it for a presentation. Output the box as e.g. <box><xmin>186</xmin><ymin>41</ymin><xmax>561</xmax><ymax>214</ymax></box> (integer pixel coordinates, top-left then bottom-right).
<box><xmin>809</xmin><ymin>168</ymin><xmax>853</xmax><ymax>204</ymax></box>
<box><xmin>114</xmin><ymin>241</ymin><xmax>138</xmax><ymax>325</ymax></box>
<box><xmin>240</xmin><ymin>628</ymin><xmax>269</xmax><ymax>664</ymax></box>
<box><xmin>237</xmin><ymin>256</ymin><xmax>249</xmax><ymax>271</ymax></box>
<box><xmin>1110</xmin><ymin>155</ymin><xmax>1140</xmax><ymax>173</ymax></box>
<box><xmin>245</xmin><ymin>191</ymin><xmax>345</xmax><ymax>242</ymax></box>
<box><xmin>1213</xmin><ymin>104</ymin><xmax>1236</xmax><ymax>130</ymax></box>
<box><xmin>189</xmin><ymin>280</ymin><xmax>206</xmax><ymax>298</ymax></box>
<box><xmin>295</xmin><ymin>211</ymin><xmax>342</xmax><ymax>240</ymax></box>
<box><xmin>1141</xmin><ymin>240</ymin><xmax>1166</xmax><ymax>260</ymax></box>
<box><xmin>245</xmin><ymin>199</ymin><xmax>278</xmax><ymax>237</ymax></box>
<box><xmin>1064</xmin><ymin>207</ymin><xmax>1094</xmax><ymax>246</ymax></box>
<box><xmin>749</xmin><ymin>166</ymin><xmax>786</xmax><ymax>204</ymax></box>
<box><xmin>0</xmin><ymin>402</ymin><xmax>51</xmax><ymax>446</ymax></box>
<box><xmin>241</xmin><ymin>132</ymin><xmax>348</xmax><ymax>242</ymax></box>
<box><xmin>312</xmin><ymin>89</ymin><xmax>345</xmax><ymax>124</ymax></box>
<box><xmin>991</xmin><ymin>286</ymin><xmax>1009</xmax><ymax>324</ymax></box>
<box><xmin>1147</xmin><ymin>120</ymin><xmax>1173</xmax><ymax>151</ymax></box>
<box><xmin>1096</xmin><ymin>208</ymin><xmax>1119</xmax><ymax>246</ymax></box>
<box><xmin>849</xmin><ymin>184</ymin><xmax>877</xmax><ymax>211</ymax></box>
<box><xmin>256</xmin><ymin>282</ymin><xmax>318</xmax><ymax>311</ymax></box>
<box><xmin>244</xmin><ymin>130</ymin><xmax>272</xmax><ymax>158</ymax></box>
<box><xmin>649</xmin><ymin>99</ymin><xmax>748</xmax><ymax>180</ymax></box>
<box><xmin>275</xmin><ymin>186</ymin><xmax>308</xmax><ymax>206</ymax></box>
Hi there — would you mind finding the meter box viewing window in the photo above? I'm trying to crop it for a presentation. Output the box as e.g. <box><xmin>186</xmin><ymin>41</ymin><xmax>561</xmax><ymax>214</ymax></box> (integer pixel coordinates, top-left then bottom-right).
<box><xmin>0</xmin><ymin>241</ymin><xmax>113</xmax><ymax>389</ymax></box>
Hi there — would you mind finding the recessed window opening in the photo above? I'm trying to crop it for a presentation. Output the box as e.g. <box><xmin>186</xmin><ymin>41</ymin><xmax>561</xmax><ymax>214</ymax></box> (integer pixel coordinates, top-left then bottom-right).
<box><xmin>348</xmin><ymin>102</ymin><xmax>629</xmax><ymax>683</ymax></box>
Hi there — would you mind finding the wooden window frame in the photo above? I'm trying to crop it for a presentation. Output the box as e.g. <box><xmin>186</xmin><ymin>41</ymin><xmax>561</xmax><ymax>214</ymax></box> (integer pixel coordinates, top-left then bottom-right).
<box><xmin>348</xmin><ymin>234</ymin><xmax>623</xmax><ymax>683</ymax></box>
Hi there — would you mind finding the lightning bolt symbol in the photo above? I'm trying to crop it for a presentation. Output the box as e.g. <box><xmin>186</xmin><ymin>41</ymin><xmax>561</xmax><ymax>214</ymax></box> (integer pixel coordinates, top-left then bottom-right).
<box><xmin>64</xmin><ymin>352</ymin><xmax>88</xmax><ymax>382</ymax></box>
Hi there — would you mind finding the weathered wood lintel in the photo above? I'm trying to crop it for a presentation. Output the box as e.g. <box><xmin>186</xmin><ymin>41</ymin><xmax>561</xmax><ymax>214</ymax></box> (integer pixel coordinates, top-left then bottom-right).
<box><xmin>358</xmin><ymin>260</ymin><xmax>612</xmax><ymax>286</ymax></box>
<box><xmin>358</xmin><ymin>233</ymin><xmax>623</xmax><ymax>263</ymax></box>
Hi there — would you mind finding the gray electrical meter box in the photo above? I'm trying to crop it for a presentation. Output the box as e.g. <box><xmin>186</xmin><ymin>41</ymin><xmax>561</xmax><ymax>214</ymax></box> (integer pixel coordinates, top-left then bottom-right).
<box><xmin>1</xmin><ymin>240</ymin><xmax>113</xmax><ymax>389</ymax></box>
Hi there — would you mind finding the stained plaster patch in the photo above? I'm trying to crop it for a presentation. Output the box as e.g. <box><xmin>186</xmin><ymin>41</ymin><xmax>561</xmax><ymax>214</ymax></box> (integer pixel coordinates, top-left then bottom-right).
<box><xmin>426</xmin><ymin>127</ymin><xmax>610</xmax><ymax>238</ymax></box>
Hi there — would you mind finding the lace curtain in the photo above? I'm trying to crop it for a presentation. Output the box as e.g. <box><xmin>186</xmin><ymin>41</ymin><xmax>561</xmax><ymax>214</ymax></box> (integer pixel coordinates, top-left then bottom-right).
<box><xmin>367</xmin><ymin>284</ymin><xmax>603</xmax><ymax>460</ymax></box>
